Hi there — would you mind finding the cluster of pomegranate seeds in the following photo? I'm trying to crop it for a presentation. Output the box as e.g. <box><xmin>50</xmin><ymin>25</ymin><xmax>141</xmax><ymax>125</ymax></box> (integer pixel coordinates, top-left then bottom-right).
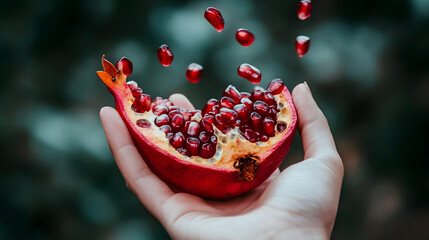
<box><xmin>235</xmin><ymin>28</ymin><xmax>255</xmax><ymax>46</ymax></box>
<box><xmin>116</xmin><ymin>57</ymin><xmax>133</xmax><ymax>76</ymax></box>
<box><xmin>186</xmin><ymin>63</ymin><xmax>203</xmax><ymax>83</ymax></box>
<box><xmin>295</xmin><ymin>35</ymin><xmax>311</xmax><ymax>57</ymax></box>
<box><xmin>297</xmin><ymin>0</ymin><xmax>312</xmax><ymax>20</ymax></box>
<box><xmin>237</xmin><ymin>63</ymin><xmax>262</xmax><ymax>84</ymax></box>
<box><xmin>157</xmin><ymin>44</ymin><xmax>174</xmax><ymax>67</ymax></box>
<box><xmin>204</xmin><ymin>7</ymin><xmax>225</xmax><ymax>32</ymax></box>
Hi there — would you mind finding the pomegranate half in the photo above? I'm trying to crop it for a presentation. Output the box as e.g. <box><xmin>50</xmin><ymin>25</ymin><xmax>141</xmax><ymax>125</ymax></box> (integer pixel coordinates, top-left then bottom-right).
<box><xmin>97</xmin><ymin>56</ymin><xmax>297</xmax><ymax>199</ymax></box>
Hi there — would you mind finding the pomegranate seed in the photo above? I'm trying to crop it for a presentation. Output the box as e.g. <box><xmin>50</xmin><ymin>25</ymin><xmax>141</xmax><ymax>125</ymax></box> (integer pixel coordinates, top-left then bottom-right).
<box><xmin>127</xmin><ymin>81</ymin><xmax>138</xmax><ymax>90</ymax></box>
<box><xmin>168</xmin><ymin>110</ymin><xmax>181</xmax><ymax>119</ymax></box>
<box><xmin>186</xmin><ymin>137</ymin><xmax>201</xmax><ymax>156</ymax></box>
<box><xmin>267</xmin><ymin>106</ymin><xmax>278</xmax><ymax>119</ymax></box>
<box><xmin>166</xmin><ymin>132</ymin><xmax>173</xmax><ymax>140</ymax></box>
<box><xmin>267</xmin><ymin>78</ymin><xmax>285</xmax><ymax>95</ymax></box>
<box><xmin>214</xmin><ymin>113</ymin><xmax>227</xmax><ymax>130</ymax></box>
<box><xmin>253</xmin><ymin>101</ymin><xmax>269</xmax><ymax>116</ymax></box>
<box><xmin>240</xmin><ymin>92</ymin><xmax>251</xmax><ymax>99</ymax></box>
<box><xmin>240</xmin><ymin>98</ymin><xmax>253</xmax><ymax>110</ymax></box>
<box><xmin>235</xmin><ymin>28</ymin><xmax>255</xmax><ymax>47</ymax></box>
<box><xmin>135</xmin><ymin>94</ymin><xmax>151</xmax><ymax>112</ymax></box>
<box><xmin>136</xmin><ymin>119</ymin><xmax>151</xmax><ymax>128</ymax></box>
<box><xmin>234</xmin><ymin>119</ymin><xmax>242</xmax><ymax>127</ymax></box>
<box><xmin>152</xmin><ymin>105</ymin><xmax>169</xmax><ymax>116</ymax></box>
<box><xmin>200</xmin><ymin>115</ymin><xmax>215</xmax><ymax>133</ymax></box>
<box><xmin>262</xmin><ymin>92</ymin><xmax>276</xmax><ymax>106</ymax></box>
<box><xmin>262</xmin><ymin>117</ymin><xmax>275</xmax><ymax>137</ymax></box>
<box><xmin>223</xmin><ymin>85</ymin><xmax>241</xmax><ymax>103</ymax></box>
<box><xmin>182</xmin><ymin>111</ymin><xmax>192</xmax><ymax>121</ymax></box>
<box><xmin>186</xmin><ymin>63</ymin><xmax>203</xmax><ymax>83</ymax></box>
<box><xmin>276</xmin><ymin>122</ymin><xmax>287</xmax><ymax>133</ymax></box>
<box><xmin>204</xmin><ymin>7</ymin><xmax>225</xmax><ymax>32</ymax></box>
<box><xmin>233</xmin><ymin>104</ymin><xmax>249</xmax><ymax>122</ymax></box>
<box><xmin>219</xmin><ymin>108</ymin><xmax>238</xmax><ymax>124</ymax></box>
<box><xmin>171</xmin><ymin>114</ymin><xmax>185</xmax><ymax>131</ymax></box>
<box><xmin>177</xmin><ymin>147</ymin><xmax>190</xmax><ymax>157</ymax></box>
<box><xmin>210</xmin><ymin>135</ymin><xmax>217</xmax><ymax>144</ymax></box>
<box><xmin>132</xmin><ymin>88</ymin><xmax>143</xmax><ymax>98</ymax></box>
<box><xmin>159</xmin><ymin>125</ymin><xmax>172</xmax><ymax>135</ymax></box>
<box><xmin>219</xmin><ymin>96</ymin><xmax>235</xmax><ymax>109</ymax></box>
<box><xmin>189</xmin><ymin>110</ymin><xmax>201</xmax><ymax>116</ymax></box>
<box><xmin>170</xmin><ymin>132</ymin><xmax>185</xmax><ymax>149</ymax></box>
<box><xmin>157</xmin><ymin>44</ymin><xmax>174</xmax><ymax>67</ymax></box>
<box><xmin>199</xmin><ymin>131</ymin><xmax>210</xmax><ymax>143</ymax></box>
<box><xmin>297</xmin><ymin>0</ymin><xmax>312</xmax><ymax>20</ymax></box>
<box><xmin>250</xmin><ymin>112</ymin><xmax>262</xmax><ymax>131</ymax></box>
<box><xmin>251</xmin><ymin>87</ymin><xmax>264</xmax><ymax>101</ymax></box>
<box><xmin>221</xmin><ymin>127</ymin><xmax>232</xmax><ymax>134</ymax></box>
<box><xmin>155</xmin><ymin>114</ymin><xmax>169</xmax><ymax>127</ymax></box>
<box><xmin>200</xmin><ymin>143</ymin><xmax>216</xmax><ymax>159</ymax></box>
<box><xmin>259</xmin><ymin>134</ymin><xmax>269</xmax><ymax>142</ymax></box>
<box><xmin>169</xmin><ymin>106</ymin><xmax>180</xmax><ymax>112</ymax></box>
<box><xmin>208</xmin><ymin>105</ymin><xmax>220</xmax><ymax>115</ymax></box>
<box><xmin>238</xmin><ymin>63</ymin><xmax>261</xmax><ymax>84</ymax></box>
<box><xmin>202</xmin><ymin>99</ymin><xmax>218</xmax><ymax>116</ymax></box>
<box><xmin>296</xmin><ymin>35</ymin><xmax>310</xmax><ymax>57</ymax></box>
<box><xmin>241</xmin><ymin>128</ymin><xmax>260</xmax><ymax>143</ymax></box>
<box><xmin>116</xmin><ymin>57</ymin><xmax>133</xmax><ymax>76</ymax></box>
<box><xmin>186</xmin><ymin>121</ymin><xmax>201</xmax><ymax>138</ymax></box>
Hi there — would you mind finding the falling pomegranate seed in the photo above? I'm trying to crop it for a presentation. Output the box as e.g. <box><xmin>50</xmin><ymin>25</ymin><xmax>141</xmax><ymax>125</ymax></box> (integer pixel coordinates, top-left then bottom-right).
<box><xmin>219</xmin><ymin>97</ymin><xmax>235</xmax><ymax>109</ymax></box>
<box><xmin>297</xmin><ymin>0</ymin><xmax>312</xmax><ymax>20</ymax></box>
<box><xmin>200</xmin><ymin>143</ymin><xmax>216</xmax><ymax>158</ymax></box>
<box><xmin>157</xmin><ymin>44</ymin><xmax>174</xmax><ymax>67</ymax></box>
<box><xmin>204</xmin><ymin>7</ymin><xmax>225</xmax><ymax>32</ymax></box>
<box><xmin>186</xmin><ymin>63</ymin><xmax>203</xmax><ymax>83</ymax></box>
<box><xmin>267</xmin><ymin>79</ymin><xmax>285</xmax><ymax>95</ymax></box>
<box><xmin>136</xmin><ymin>119</ymin><xmax>151</xmax><ymax>128</ymax></box>
<box><xmin>238</xmin><ymin>63</ymin><xmax>261</xmax><ymax>84</ymax></box>
<box><xmin>116</xmin><ymin>57</ymin><xmax>133</xmax><ymax>76</ymax></box>
<box><xmin>186</xmin><ymin>137</ymin><xmax>201</xmax><ymax>156</ymax></box>
<box><xmin>295</xmin><ymin>35</ymin><xmax>310</xmax><ymax>57</ymax></box>
<box><xmin>235</xmin><ymin>28</ymin><xmax>255</xmax><ymax>47</ymax></box>
<box><xmin>223</xmin><ymin>85</ymin><xmax>241</xmax><ymax>103</ymax></box>
<box><xmin>276</xmin><ymin>122</ymin><xmax>287</xmax><ymax>133</ymax></box>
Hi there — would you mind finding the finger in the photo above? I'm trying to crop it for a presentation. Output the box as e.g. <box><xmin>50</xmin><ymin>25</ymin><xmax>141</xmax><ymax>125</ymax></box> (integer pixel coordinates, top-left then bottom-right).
<box><xmin>169</xmin><ymin>93</ymin><xmax>195</xmax><ymax>110</ymax></box>
<box><xmin>292</xmin><ymin>83</ymin><xmax>339</xmax><ymax>160</ymax></box>
<box><xmin>100</xmin><ymin>106</ymin><xmax>174</xmax><ymax>221</ymax></box>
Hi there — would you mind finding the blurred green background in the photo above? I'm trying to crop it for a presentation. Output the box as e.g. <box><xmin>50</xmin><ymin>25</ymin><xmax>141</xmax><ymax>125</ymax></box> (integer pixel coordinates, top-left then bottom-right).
<box><xmin>1</xmin><ymin>0</ymin><xmax>428</xmax><ymax>239</ymax></box>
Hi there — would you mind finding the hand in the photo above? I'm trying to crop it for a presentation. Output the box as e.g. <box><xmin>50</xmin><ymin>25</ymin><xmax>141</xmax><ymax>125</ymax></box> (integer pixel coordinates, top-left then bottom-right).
<box><xmin>100</xmin><ymin>83</ymin><xmax>344</xmax><ymax>240</ymax></box>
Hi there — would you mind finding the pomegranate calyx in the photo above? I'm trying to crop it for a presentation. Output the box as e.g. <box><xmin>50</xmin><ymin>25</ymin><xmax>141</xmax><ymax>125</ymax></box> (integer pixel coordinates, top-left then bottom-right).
<box><xmin>234</xmin><ymin>154</ymin><xmax>260</xmax><ymax>181</ymax></box>
<box><xmin>102</xmin><ymin>54</ymin><xmax>119</xmax><ymax>77</ymax></box>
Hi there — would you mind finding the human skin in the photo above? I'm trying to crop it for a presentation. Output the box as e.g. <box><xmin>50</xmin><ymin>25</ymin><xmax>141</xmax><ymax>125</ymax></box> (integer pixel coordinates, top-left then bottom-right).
<box><xmin>100</xmin><ymin>83</ymin><xmax>344</xmax><ymax>240</ymax></box>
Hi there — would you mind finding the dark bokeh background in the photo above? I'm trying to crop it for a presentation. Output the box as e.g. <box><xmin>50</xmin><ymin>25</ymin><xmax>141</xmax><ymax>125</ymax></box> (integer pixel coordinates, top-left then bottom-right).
<box><xmin>1</xmin><ymin>0</ymin><xmax>428</xmax><ymax>239</ymax></box>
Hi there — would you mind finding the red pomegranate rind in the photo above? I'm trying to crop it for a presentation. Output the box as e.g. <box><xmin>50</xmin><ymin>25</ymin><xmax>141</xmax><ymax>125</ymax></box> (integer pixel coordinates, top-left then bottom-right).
<box><xmin>97</xmin><ymin>56</ymin><xmax>297</xmax><ymax>199</ymax></box>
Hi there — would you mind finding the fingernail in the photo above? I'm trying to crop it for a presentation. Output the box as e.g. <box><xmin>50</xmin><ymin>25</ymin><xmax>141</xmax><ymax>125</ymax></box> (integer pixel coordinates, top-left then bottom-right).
<box><xmin>303</xmin><ymin>81</ymin><xmax>313</xmax><ymax>96</ymax></box>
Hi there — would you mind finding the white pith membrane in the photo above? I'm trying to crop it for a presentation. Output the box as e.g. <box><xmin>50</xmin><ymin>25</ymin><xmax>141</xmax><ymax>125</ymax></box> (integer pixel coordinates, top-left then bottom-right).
<box><xmin>125</xmin><ymin>83</ymin><xmax>293</xmax><ymax>172</ymax></box>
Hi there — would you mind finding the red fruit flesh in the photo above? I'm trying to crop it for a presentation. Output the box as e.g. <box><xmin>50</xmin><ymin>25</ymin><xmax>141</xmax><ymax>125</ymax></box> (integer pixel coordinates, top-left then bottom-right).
<box><xmin>235</xmin><ymin>28</ymin><xmax>255</xmax><ymax>46</ymax></box>
<box><xmin>157</xmin><ymin>44</ymin><xmax>174</xmax><ymax>67</ymax></box>
<box><xmin>116</xmin><ymin>57</ymin><xmax>133</xmax><ymax>76</ymax></box>
<box><xmin>186</xmin><ymin>63</ymin><xmax>203</xmax><ymax>83</ymax></box>
<box><xmin>204</xmin><ymin>7</ymin><xmax>225</xmax><ymax>32</ymax></box>
<box><xmin>297</xmin><ymin>0</ymin><xmax>312</xmax><ymax>20</ymax></box>
<box><xmin>97</xmin><ymin>56</ymin><xmax>297</xmax><ymax>199</ymax></box>
<box><xmin>295</xmin><ymin>35</ymin><xmax>311</xmax><ymax>57</ymax></box>
<box><xmin>238</xmin><ymin>63</ymin><xmax>262</xmax><ymax>84</ymax></box>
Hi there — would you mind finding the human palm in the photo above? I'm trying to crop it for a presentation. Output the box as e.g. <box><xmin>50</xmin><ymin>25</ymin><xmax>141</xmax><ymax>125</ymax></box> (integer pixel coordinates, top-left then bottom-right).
<box><xmin>100</xmin><ymin>83</ymin><xmax>344</xmax><ymax>240</ymax></box>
